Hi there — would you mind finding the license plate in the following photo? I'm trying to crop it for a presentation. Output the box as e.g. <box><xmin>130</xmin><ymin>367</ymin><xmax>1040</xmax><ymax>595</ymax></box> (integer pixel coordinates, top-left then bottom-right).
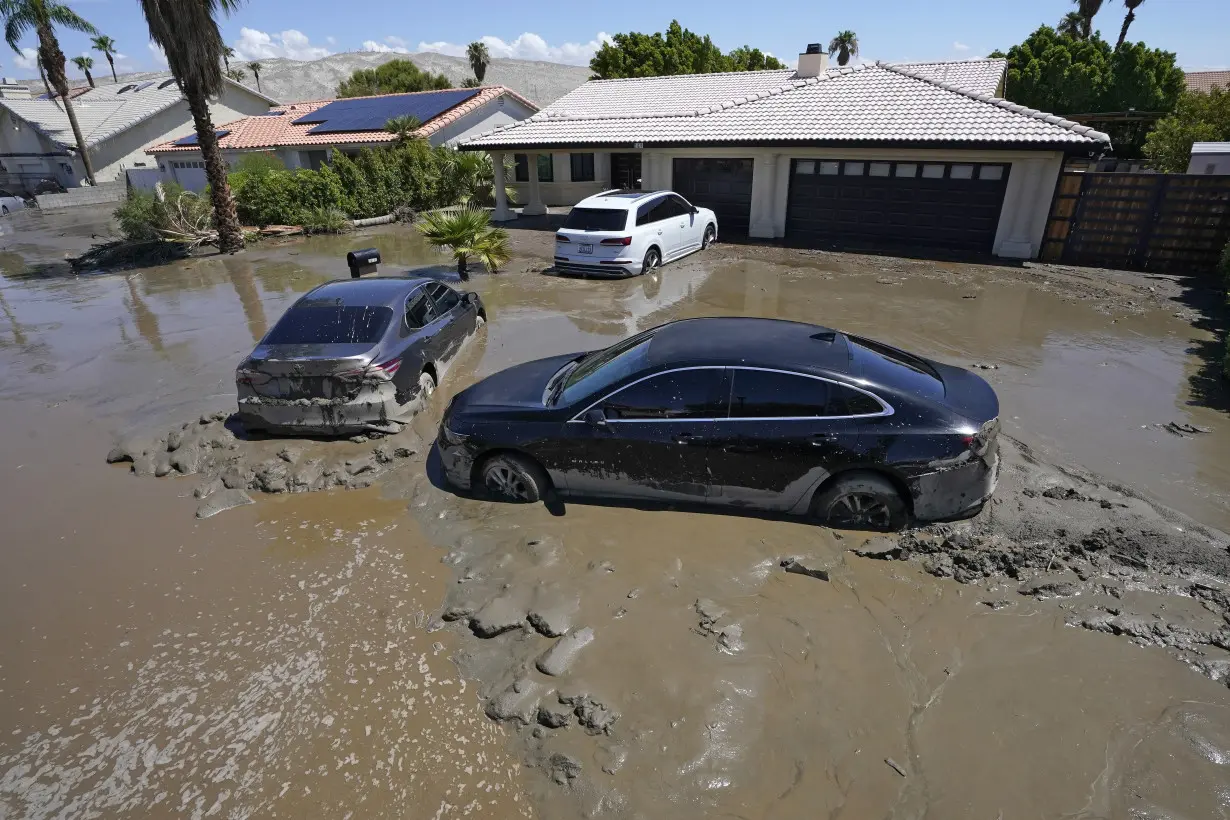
<box><xmin>579</xmin><ymin>243</ymin><xmax>594</xmax><ymax>254</ymax></box>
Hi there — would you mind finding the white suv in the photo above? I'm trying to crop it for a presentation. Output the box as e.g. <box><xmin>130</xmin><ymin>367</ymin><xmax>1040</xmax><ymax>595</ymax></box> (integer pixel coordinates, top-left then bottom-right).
<box><xmin>553</xmin><ymin>190</ymin><xmax>718</xmax><ymax>277</ymax></box>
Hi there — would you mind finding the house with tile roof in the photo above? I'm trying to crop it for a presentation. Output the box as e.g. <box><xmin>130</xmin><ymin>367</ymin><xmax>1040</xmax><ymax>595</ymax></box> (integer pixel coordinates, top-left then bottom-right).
<box><xmin>0</xmin><ymin>74</ymin><xmax>275</xmax><ymax>194</ymax></box>
<box><xmin>460</xmin><ymin>49</ymin><xmax>1111</xmax><ymax>259</ymax></box>
<box><xmin>1184</xmin><ymin>71</ymin><xmax>1230</xmax><ymax>94</ymax></box>
<box><xmin>146</xmin><ymin>86</ymin><xmax>537</xmax><ymax>192</ymax></box>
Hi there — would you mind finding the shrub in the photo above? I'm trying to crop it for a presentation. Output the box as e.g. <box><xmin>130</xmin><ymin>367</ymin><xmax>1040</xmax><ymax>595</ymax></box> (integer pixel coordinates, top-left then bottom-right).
<box><xmin>417</xmin><ymin>207</ymin><xmax>510</xmax><ymax>278</ymax></box>
<box><xmin>230</xmin><ymin>165</ymin><xmax>350</xmax><ymax>227</ymax></box>
<box><xmin>115</xmin><ymin>190</ymin><xmax>168</xmax><ymax>241</ymax></box>
<box><xmin>301</xmin><ymin>207</ymin><xmax>351</xmax><ymax>234</ymax></box>
<box><xmin>113</xmin><ymin>182</ymin><xmax>209</xmax><ymax>242</ymax></box>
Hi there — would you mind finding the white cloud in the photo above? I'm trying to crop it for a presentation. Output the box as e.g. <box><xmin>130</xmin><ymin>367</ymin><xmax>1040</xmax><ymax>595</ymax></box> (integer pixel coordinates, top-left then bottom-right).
<box><xmin>233</xmin><ymin>27</ymin><xmax>331</xmax><ymax>61</ymax></box>
<box><xmin>416</xmin><ymin>32</ymin><xmax>613</xmax><ymax>66</ymax></box>
<box><xmin>326</xmin><ymin>36</ymin><xmax>336</xmax><ymax>46</ymax></box>
<box><xmin>13</xmin><ymin>47</ymin><xmax>38</xmax><ymax>71</ymax></box>
<box><xmin>148</xmin><ymin>42</ymin><xmax>168</xmax><ymax>68</ymax></box>
<box><xmin>953</xmin><ymin>41</ymin><xmax>970</xmax><ymax>52</ymax></box>
<box><xmin>361</xmin><ymin>36</ymin><xmax>409</xmax><ymax>54</ymax></box>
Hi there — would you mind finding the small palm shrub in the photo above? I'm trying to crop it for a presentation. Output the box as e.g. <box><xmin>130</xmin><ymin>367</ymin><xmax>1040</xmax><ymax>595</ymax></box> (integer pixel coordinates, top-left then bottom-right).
<box><xmin>417</xmin><ymin>207</ymin><xmax>511</xmax><ymax>279</ymax></box>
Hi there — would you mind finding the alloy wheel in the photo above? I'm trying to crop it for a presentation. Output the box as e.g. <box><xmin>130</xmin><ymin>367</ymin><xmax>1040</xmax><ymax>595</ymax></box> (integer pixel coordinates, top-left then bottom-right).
<box><xmin>703</xmin><ymin>226</ymin><xmax>715</xmax><ymax>248</ymax></box>
<box><xmin>827</xmin><ymin>492</ymin><xmax>893</xmax><ymax>529</ymax></box>
<box><xmin>643</xmin><ymin>249</ymin><xmax>659</xmax><ymax>272</ymax></box>
<box><xmin>485</xmin><ymin>464</ymin><xmax>532</xmax><ymax>501</ymax></box>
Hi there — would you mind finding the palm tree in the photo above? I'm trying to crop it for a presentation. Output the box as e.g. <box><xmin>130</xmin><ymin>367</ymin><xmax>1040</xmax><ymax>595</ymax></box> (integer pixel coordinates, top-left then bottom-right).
<box><xmin>384</xmin><ymin>114</ymin><xmax>421</xmax><ymax>145</ymax></box>
<box><xmin>1057</xmin><ymin>11</ymin><xmax>1086</xmax><ymax>39</ymax></box>
<box><xmin>467</xmin><ymin>41</ymin><xmax>489</xmax><ymax>84</ymax></box>
<box><xmin>90</xmin><ymin>33</ymin><xmax>115</xmax><ymax>82</ymax></box>
<box><xmin>2</xmin><ymin>0</ymin><xmax>99</xmax><ymax>184</ymax></box>
<box><xmin>418</xmin><ymin>207</ymin><xmax>510</xmax><ymax>280</ymax></box>
<box><xmin>827</xmin><ymin>30</ymin><xmax>859</xmax><ymax>67</ymax></box>
<box><xmin>139</xmin><ymin>0</ymin><xmax>244</xmax><ymax>253</ymax></box>
<box><xmin>445</xmin><ymin>150</ymin><xmax>513</xmax><ymax>207</ymax></box>
<box><xmin>70</xmin><ymin>53</ymin><xmax>92</xmax><ymax>87</ymax></box>
<box><xmin>221</xmin><ymin>44</ymin><xmax>233</xmax><ymax>71</ymax></box>
<box><xmin>1073</xmin><ymin>0</ymin><xmax>1104</xmax><ymax>39</ymax></box>
<box><xmin>224</xmin><ymin>66</ymin><xmax>244</xmax><ymax>82</ymax></box>
<box><xmin>1116</xmin><ymin>0</ymin><xmax>1145</xmax><ymax>49</ymax></box>
<box><xmin>247</xmin><ymin>59</ymin><xmax>261</xmax><ymax>91</ymax></box>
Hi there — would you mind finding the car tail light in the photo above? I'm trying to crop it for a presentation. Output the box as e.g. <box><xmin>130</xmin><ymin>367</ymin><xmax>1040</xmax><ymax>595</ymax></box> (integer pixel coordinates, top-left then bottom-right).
<box><xmin>600</xmin><ymin>236</ymin><xmax>633</xmax><ymax>245</ymax></box>
<box><xmin>555</xmin><ymin>233</ymin><xmax>570</xmax><ymax>242</ymax></box>
<box><xmin>236</xmin><ymin>366</ymin><xmax>270</xmax><ymax>385</ymax></box>
<box><xmin>338</xmin><ymin>357</ymin><xmax>402</xmax><ymax>381</ymax></box>
<box><xmin>963</xmin><ymin>418</ymin><xmax>999</xmax><ymax>457</ymax></box>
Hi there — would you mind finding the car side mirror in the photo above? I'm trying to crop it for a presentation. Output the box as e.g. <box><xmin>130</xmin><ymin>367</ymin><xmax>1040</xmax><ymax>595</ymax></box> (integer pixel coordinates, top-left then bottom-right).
<box><xmin>584</xmin><ymin>408</ymin><xmax>608</xmax><ymax>428</ymax></box>
<box><xmin>690</xmin><ymin>206</ymin><xmax>698</xmax><ymax>215</ymax></box>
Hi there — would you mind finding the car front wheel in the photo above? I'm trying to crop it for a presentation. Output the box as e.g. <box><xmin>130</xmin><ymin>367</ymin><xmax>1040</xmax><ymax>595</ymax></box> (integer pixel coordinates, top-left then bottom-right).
<box><xmin>641</xmin><ymin>247</ymin><xmax>660</xmax><ymax>275</ymax></box>
<box><xmin>811</xmin><ymin>473</ymin><xmax>908</xmax><ymax>531</ymax></box>
<box><xmin>480</xmin><ymin>453</ymin><xmax>548</xmax><ymax>503</ymax></box>
<box><xmin>702</xmin><ymin>224</ymin><xmax>716</xmax><ymax>249</ymax></box>
<box><xmin>418</xmin><ymin>370</ymin><xmax>436</xmax><ymax>399</ymax></box>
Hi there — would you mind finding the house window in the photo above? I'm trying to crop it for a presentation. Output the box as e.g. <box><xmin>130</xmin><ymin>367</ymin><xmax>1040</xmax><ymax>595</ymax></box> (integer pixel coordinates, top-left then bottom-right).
<box><xmin>895</xmin><ymin>163</ymin><xmax>918</xmax><ymax>177</ymax></box>
<box><xmin>843</xmin><ymin>162</ymin><xmax>865</xmax><ymax>176</ymax></box>
<box><xmin>922</xmin><ymin>164</ymin><xmax>946</xmax><ymax>178</ymax></box>
<box><xmin>869</xmin><ymin>162</ymin><xmax>891</xmax><ymax>177</ymax></box>
<box><xmin>978</xmin><ymin>165</ymin><xmax>1004</xmax><ymax>181</ymax></box>
<box><xmin>570</xmin><ymin>153</ymin><xmax>595</xmax><ymax>182</ymax></box>
<box><xmin>514</xmin><ymin>154</ymin><xmax>553</xmax><ymax>182</ymax></box>
<box><xmin>950</xmin><ymin>164</ymin><xmax>975</xmax><ymax>179</ymax></box>
<box><xmin>300</xmin><ymin>150</ymin><xmax>327</xmax><ymax>171</ymax></box>
<box><xmin>515</xmin><ymin>154</ymin><xmax>529</xmax><ymax>182</ymax></box>
<box><xmin>795</xmin><ymin>160</ymin><xmax>815</xmax><ymax>175</ymax></box>
<box><xmin>818</xmin><ymin>161</ymin><xmax>840</xmax><ymax>175</ymax></box>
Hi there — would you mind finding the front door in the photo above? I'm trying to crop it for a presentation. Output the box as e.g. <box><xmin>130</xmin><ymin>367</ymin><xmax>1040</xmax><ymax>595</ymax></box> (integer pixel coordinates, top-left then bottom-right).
<box><xmin>705</xmin><ymin>368</ymin><xmax>867</xmax><ymax>510</ymax></box>
<box><xmin>611</xmin><ymin>153</ymin><xmax>643</xmax><ymax>190</ymax></box>
<box><xmin>565</xmin><ymin>368</ymin><xmax>728</xmax><ymax>502</ymax></box>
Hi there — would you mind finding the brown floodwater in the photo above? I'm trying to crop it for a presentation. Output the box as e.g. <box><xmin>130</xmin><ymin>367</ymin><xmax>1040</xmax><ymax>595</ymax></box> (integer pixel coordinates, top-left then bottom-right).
<box><xmin>2</xmin><ymin>208</ymin><xmax>1229</xmax><ymax>818</ymax></box>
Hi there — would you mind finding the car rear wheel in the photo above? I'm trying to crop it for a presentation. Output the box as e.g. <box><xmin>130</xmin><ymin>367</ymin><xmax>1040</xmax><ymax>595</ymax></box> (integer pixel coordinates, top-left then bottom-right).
<box><xmin>480</xmin><ymin>453</ymin><xmax>548</xmax><ymax>503</ymax></box>
<box><xmin>641</xmin><ymin>247</ymin><xmax>660</xmax><ymax>275</ymax></box>
<box><xmin>702</xmin><ymin>224</ymin><xmax>716</xmax><ymax>249</ymax></box>
<box><xmin>811</xmin><ymin>473</ymin><xmax>908</xmax><ymax>531</ymax></box>
<box><xmin>1</xmin><ymin>206</ymin><xmax>8</xmax><ymax>216</ymax></box>
<box><xmin>418</xmin><ymin>370</ymin><xmax>436</xmax><ymax>399</ymax></box>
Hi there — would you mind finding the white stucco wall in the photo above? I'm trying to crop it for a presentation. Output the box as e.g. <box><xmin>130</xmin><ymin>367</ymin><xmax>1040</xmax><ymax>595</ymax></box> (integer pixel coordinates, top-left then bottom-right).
<box><xmin>1188</xmin><ymin>151</ymin><xmax>1230</xmax><ymax>175</ymax></box>
<box><xmin>505</xmin><ymin>150</ymin><xmax>611</xmax><ymax>205</ymax></box>
<box><xmin>435</xmin><ymin>95</ymin><xmax>537</xmax><ymax>147</ymax></box>
<box><xmin>0</xmin><ymin>108</ymin><xmax>68</xmax><ymax>190</ymax></box>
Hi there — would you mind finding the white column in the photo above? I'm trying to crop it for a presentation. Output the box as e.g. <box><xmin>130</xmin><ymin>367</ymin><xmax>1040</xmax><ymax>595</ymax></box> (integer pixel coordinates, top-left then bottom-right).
<box><xmin>522</xmin><ymin>152</ymin><xmax>548</xmax><ymax>216</ymax></box>
<box><xmin>995</xmin><ymin>157</ymin><xmax>1049</xmax><ymax>259</ymax></box>
<box><xmin>490</xmin><ymin>151</ymin><xmax>514</xmax><ymax>221</ymax></box>
<box><xmin>748</xmin><ymin>152</ymin><xmax>779</xmax><ymax>239</ymax></box>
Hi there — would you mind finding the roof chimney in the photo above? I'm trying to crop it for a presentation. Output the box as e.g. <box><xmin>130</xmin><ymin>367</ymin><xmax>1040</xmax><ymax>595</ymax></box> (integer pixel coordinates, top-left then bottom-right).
<box><xmin>796</xmin><ymin>43</ymin><xmax>830</xmax><ymax>79</ymax></box>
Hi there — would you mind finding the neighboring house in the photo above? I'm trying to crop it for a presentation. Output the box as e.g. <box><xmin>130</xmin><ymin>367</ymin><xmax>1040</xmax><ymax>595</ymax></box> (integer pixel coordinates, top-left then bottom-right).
<box><xmin>0</xmin><ymin>74</ymin><xmax>275</xmax><ymax>194</ymax></box>
<box><xmin>1184</xmin><ymin>71</ymin><xmax>1230</xmax><ymax>94</ymax></box>
<box><xmin>1189</xmin><ymin>142</ymin><xmax>1230</xmax><ymax>175</ymax></box>
<box><xmin>461</xmin><ymin>51</ymin><xmax>1111</xmax><ymax>259</ymax></box>
<box><xmin>146</xmin><ymin>86</ymin><xmax>538</xmax><ymax>191</ymax></box>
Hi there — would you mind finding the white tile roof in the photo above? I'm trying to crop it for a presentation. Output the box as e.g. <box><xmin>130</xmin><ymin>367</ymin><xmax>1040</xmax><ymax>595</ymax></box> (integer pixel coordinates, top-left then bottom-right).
<box><xmin>888</xmin><ymin>58</ymin><xmax>1006</xmax><ymax>97</ymax></box>
<box><xmin>463</xmin><ymin>62</ymin><xmax>1111</xmax><ymax>150</ymax></box>
<box><xmin>1192</xmin><ymin>142</ymin><xmax>1230</xmax><ymax>153</ymax></box>
<box><xmin>0</xmin><ymin>74</ymin><xmax>276</xmax><ymax>149</ymax></box>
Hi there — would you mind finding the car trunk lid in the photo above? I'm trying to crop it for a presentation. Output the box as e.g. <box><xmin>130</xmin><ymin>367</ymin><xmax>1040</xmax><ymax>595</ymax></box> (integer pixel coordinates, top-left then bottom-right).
<box><xmin>556</xmin><ymin>207</ymin><xmax>633</xmax><ymax>265</ymax></box>
<box><xmin>241</xmin><ymin>344</ymin><xmax>378</xmax><ymax>400</ymax></box>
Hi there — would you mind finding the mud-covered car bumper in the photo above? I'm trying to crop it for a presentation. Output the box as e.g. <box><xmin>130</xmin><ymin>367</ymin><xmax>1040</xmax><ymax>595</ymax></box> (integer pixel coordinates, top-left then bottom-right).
<box><xmin>552</xmin><ymin>257</ymin><xmax>639</xmax><ymax>278</ymax></box>
<box><xmin>436</xmin><ymin>429</ymin><xmax>478</xmax><ymax>490</ymax></box>
<box><xmin>907</xmin><ymin>444</ymin><xmax>1000</xmax><ymax>522</ymax></box>
<box><xmin>237</xmin><ymin>382</ymin><xmax>405</xmax><ymax>435</ymax></box>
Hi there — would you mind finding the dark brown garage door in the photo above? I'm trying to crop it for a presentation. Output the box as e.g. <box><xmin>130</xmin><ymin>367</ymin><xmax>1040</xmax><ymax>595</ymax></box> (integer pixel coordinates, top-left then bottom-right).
<box><xmin>673</xmin><ymin>158</ymin><xmax>754</xmax><ymax>236</ymax></box>
<box><xmin>786</xmin><ymin>159</ymin><xmax>1011</xmax><ymax>253</ymax></box>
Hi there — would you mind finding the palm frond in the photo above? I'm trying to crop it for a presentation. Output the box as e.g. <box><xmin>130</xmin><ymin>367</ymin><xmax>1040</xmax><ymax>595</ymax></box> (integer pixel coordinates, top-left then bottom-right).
<box><xmin>3</xmin><ymin>5</ymin><xmax>33</xmax><ymax>51</ymax></box>
<box><xmin>46</xmin><ymin>3</ymin><xmax>97</xmax><ymax>35</ymax></box>
<box><xmin>139</xmin><ymin>0</ymin><xmax>238</xmax><ymax>96</ymax></box>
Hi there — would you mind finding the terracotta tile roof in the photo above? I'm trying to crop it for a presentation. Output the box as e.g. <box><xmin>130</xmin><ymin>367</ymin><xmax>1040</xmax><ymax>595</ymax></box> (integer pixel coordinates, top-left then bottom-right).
<box><xmin>1185</xmin><ymin>71</ymin><xmax>1230</xmax><ymax>94</ymax></box>
<box><xmin>147</xmin><ymin>86</ymin><xmax>537</xmax><ymax>154</ymax></box>
<box><xmin>462</xmin><ymin>62</ymin><xmax>1110</xmax><ymax>150</ymax></box>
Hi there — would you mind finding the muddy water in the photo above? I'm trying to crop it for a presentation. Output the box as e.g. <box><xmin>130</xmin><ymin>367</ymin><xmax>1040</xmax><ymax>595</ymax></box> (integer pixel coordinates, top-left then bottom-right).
<box><xmin>2</xmin><ymin>208</ymin><xmax>1230</xmax><ymax>818</ymax></box>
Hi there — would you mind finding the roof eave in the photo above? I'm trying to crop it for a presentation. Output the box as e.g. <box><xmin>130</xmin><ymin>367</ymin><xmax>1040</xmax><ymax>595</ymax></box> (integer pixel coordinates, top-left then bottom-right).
<box><xmin>460</xmin><ymin>137</ymin><xmax>1108</xmax><ymax>153</ymax></box>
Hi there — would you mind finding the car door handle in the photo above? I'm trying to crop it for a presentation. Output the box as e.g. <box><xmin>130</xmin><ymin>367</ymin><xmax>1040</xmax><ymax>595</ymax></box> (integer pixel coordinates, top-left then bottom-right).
<box><xmin>811</xmin><ymin>432</ymin><xmax>838</xmax><ymax>445</ymax></box>
<box><xmin>674</xmin><ymin>433</ymin><xmax>704</xmax><ymax>445</ymax></box>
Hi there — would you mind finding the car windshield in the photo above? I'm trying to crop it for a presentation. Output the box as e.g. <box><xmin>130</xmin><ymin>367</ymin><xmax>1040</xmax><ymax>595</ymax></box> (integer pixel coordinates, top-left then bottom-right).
<box><xmin>264</xmin><ymin>305</ymin><xmax>393</xmax><ymax>345</ymax></box>
<box><xmin>557</xmin><ymin>330</ymin><xmax>656</xmax><ymax>406</ymax></box>
<box><xmin>563</xmin><ymin>207</ymin><xmax>627</xmax><ymax>232</ymax></box>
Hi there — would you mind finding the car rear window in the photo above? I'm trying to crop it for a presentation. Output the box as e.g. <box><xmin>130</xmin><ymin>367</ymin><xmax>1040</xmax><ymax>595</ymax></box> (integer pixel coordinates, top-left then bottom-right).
<box><xmin>848</xmin><ymin>335</ymin><xmax>945</xmax><ymax>400</ymax></box>
<box><xmin>563</xmin><ymin>207</ymin><xmax>627</xmax><ymax>231</ymax></box>
<box><xmin>265</xmin><ymin>305</ymin><xmax>393</xmax><ymax>345</ymax></box>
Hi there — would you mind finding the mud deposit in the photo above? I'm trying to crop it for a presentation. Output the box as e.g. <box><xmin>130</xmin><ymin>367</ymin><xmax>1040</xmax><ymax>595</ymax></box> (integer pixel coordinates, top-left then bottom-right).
<box><xmin>4</xmin><ymin>206</ymin><xmax>1230</xmax><ymax>819</ymax></box>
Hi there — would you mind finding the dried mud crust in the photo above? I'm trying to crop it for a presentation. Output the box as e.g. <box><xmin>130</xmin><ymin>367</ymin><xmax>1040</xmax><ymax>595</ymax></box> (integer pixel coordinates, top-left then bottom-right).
<box><xmin>855</xmin><ymin>436</ymin><xmax>1230</xmax><ymax>682</ymax></box>
<box><xmin>105</xmin><ymin>412</ymin><xmax>420</xmax><ymax>517</ymax></box>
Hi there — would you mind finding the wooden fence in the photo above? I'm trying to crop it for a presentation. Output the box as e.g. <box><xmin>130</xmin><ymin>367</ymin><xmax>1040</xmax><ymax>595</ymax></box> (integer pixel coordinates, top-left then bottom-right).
<box><xmin>1041</xmin><ymin>171</ymin><xmax>1230</xmax><ymax>273</ymax></box>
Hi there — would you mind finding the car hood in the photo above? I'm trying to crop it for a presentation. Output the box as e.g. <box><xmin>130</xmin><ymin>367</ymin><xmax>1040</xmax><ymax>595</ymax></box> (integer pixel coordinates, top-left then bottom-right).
<box><xmin>451</xmin><ymin>352</ymin><xmax>582</xmax><ymax>414</ymax></box>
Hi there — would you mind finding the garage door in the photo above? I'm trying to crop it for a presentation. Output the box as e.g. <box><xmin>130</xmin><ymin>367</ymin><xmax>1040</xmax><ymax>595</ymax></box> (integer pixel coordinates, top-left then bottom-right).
<box><xmin>672</xmin><ymin>158</ymin><xmax>754</xmax><ymax>236</ymax></box>
<box><xmin>170</xmin><ymin>159</ymin><xmax>208</xmax><ymax>192</ymax></box>
<box><xmin>786</xmin><ymin>159</ymin><xmax>1010</xmax><ymax>253</ymax></box>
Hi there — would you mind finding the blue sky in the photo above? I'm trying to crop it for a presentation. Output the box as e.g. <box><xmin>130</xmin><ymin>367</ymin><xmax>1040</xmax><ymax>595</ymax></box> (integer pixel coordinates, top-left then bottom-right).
<box><xmin>3</xmin><ymin>0</ymin><xmax>1227</xmax><ymax>81</ymax></box>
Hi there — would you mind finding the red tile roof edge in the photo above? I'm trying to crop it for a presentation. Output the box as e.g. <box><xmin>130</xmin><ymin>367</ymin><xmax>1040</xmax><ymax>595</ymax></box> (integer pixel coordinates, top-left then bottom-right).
<box><xmin>146</xmin><ymin>86</ymin><xmax>539</xmax><ymax>154</ymax></box>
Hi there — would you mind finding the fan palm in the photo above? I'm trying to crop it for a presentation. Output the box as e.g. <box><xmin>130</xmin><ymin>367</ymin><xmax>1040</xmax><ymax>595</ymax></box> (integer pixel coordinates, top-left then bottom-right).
<box><xmin>1057</xmin><ymin>11</ymin><xmax>1086</xmax><ymax>39</ymax></box>
<box><xmin>467</xmin><ymin>41</ymin><xmax>489</xmax><ymax>84</ymax></box>
<box><xmin>2</xmin><ymin>0</ymin><xmax>99</xmax><ymax>184</ymax></box>
<box><xmin>225</xmin><ymin>66</ymin><xmax>244</xmax><ymax>82</ymax></box>
<box><xmin>70</xmin><ymin>53</ymin><xmax>92</xmax><ymax>86</ymax></box>
<box><xmin>1073</xmin><ymin>0</ymin><xmax>1104</xmax><ymax>39</ymax></box>
<box><xmin>445</xmin><ymin>150</ymin><xmax>513</xmax><ymax>207</ymax></box>
<box><xmin>139</xmin><ymin>0</ymin><xmax>244</xmax><ymax>253</ymax></box>
<box><xmin>222</xmin><ymin>44</ymin><xmax>233</xmax><ymax>71</ymax></box>
<box><xmin>90</xmin><ymin>33</ymin><xmax>115</xmax><ymax>82</ymax></box>
<box><xmin>1115</xmin><ymin>0</ymin><xmax>1145</xmax><ymax>49</ymax></box>
<box><xmin>827</xmin><ymin>30</ymin><xmax>859</xmax><ymax>67</ymax></box>
<box><xmin>384</xmin><ymin>114</ymin><xmax>422</xmax><ymax>144</ymax></box>
<box><xmin>417</xmin><ymin>207</ymin><xmax>510</xmax><ymax>280</ymax></box>
<box><xmin>248</xmin><ymin>59</ymin><xmax>261</xmax><ymax>91</ymax></box>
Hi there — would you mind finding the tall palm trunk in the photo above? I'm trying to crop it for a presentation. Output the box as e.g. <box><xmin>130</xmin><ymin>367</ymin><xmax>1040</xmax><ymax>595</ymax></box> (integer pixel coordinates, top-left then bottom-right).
<box><xmin>105</xmin><ymin>53</ymin><xmax>116</xmax><ymax>83</ymax></box>
<box><xmin>37</xmin><ymin>24</ymin><xmax>95</xmax><ymax>184</ymax></box>
<box><xmin>183</xmin><ymin>81</ymin><xmax>243</xmax><ymax>252</ymax></box>
<box><xmin>84</xmin><ymin>68</ymin><xmax>94</xmax><ymax>87</ymax></box>
<box><xmin>1116</xmin><ymin>9</ymin><xmax>1137</xmax><ymax>49</ymax></box>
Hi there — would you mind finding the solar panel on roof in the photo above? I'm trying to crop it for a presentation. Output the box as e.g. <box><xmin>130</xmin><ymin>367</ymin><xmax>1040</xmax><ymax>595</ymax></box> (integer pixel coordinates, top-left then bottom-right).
<box><xmin>291</xmin><ymin>89</ymin><xmax>480</xmax><ymax>135</ymax></box>
<box><xmin>174</xmin><ymin>129</ymin><xmax>231</xmax><ymax>146</ymax></box>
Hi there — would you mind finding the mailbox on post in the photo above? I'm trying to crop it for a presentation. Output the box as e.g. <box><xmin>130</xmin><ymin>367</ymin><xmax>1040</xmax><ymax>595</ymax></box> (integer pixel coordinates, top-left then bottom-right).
<box><xmin>346</xmin><ymin>248</ymin><xmax>381</xmax><ymax>278</ymax></box>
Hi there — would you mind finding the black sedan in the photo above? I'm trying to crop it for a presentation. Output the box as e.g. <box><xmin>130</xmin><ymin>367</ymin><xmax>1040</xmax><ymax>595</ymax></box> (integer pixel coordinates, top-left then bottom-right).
<box><xmin>437</xmin><ymin>318</ymin><xmax>1000</xmax><ymax>530</ymax></box>
<box><xmin>237</xmin><ymin>277</ymin><xmax>484</xmax><ymax>435</ymax></box>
